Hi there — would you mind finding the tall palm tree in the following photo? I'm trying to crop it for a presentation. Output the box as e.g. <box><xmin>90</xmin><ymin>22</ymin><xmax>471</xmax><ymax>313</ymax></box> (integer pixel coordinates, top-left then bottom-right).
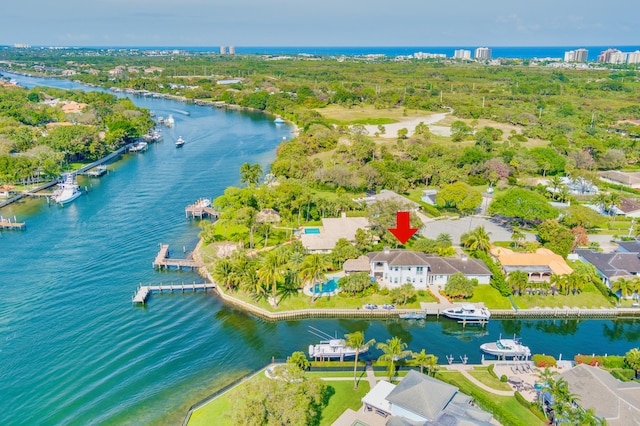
<box><xmin>507</xmin><ymin>270</ymin><xmax>529</xmax><ymax>296</ymax></box>
<box><xmin>462</xmin><ymin>226</ymin><xmax>492</xmax><ymax>252</ymax></box>
<box><xmin>411</xmin><ymin>349</ymin><xmax>438</xmax><ymax>376</ymax></box>
<box><xmin>344</xmin><ymin>331</ymin><xmax>376</xmax><ymax>389</ymax></box>
<box><xmin>299</xmin><ymin>253</ymin><xmax>331</xmax><ymax>293</ymax></box>
<box><xmin>258</xmin><ymin>249</ymin><xmax>287</xmax><ymax>306</ymax></box>
<box><xmin>593</xmin><ymin>192</ymin><xmax>610</xmax><ymax>214</ymax></box>
<box><xmin>377</xmin><ymin>337</ymin><xmax>412</xmax><ymax>380</ymax></box>
<box><xmin>611</xmin><ymin>277</ymin><xmax>635</xmax><ymax>299</ymax></box>
<box><xmin>212</xmin><ymin>258</ymin><xmax>235</xmax><ymax>290</ymax></box>
<box><xmin>608</xmin><ymin>192</ymin><xmax>621</xmax><ymax>227</ymax></box>
<box><xmin>624</xmin><ymin>347</ymin><xmax>640</xmax><ymax>379</ymax></box>
<box><xmin>239</xmin><ymin>162</ymin><xmax>263</xmax><ymax>187</ymax></box>
<box><xmin>550</xmin><ymin>273</ymin><xmax>568</xmax><ymax>296</ymax></box>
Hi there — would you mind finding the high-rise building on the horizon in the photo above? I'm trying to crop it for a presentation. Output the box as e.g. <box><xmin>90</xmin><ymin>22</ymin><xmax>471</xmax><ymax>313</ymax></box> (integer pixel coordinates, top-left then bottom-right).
<box><xmin>597</xmin><ymin>48</ymin><xmax>620</xmax><ymax>63</ymax></box>
<box><xmin>454</xmin><ymin>49</ymin><xmax>471</xmax><ymax>60</ymax></box>
<box><xmin>220</xmin><ymin>46</ymin><xmax>227</xmax><ymax>55</ymax></box>
<box><xmin>474</xmin><ymin>47</ymin><xmax>491</xmax><ymax>59</ymax></box>
<box><xmin>627</xmin><ymin>51</ymin><xmax>640</xmax><ymax>64</ymax></box>
<box><xmin>609</xmin><ymin>51</ymin><xmax>628</xmax><ymax>64</ymax></box>
<box><xmin>229</xmin><ymin>46</ymin><xmax>236</xmax><ymax>54</ymax></box>
<box><xmin>564</xmin><ymin>48</ymin><xmax>588</xmax><ymax>63</ymax></box>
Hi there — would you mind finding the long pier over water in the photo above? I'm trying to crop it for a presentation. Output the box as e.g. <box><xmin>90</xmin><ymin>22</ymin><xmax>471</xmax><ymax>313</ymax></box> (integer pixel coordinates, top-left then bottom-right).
<box><xmin>132</xmin><ymin>282</ymin><xmax>216</xmax><ymax>304</ymax></box>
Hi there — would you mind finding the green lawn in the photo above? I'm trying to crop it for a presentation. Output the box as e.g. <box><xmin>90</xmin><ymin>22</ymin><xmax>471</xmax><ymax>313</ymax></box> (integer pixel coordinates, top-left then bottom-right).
<box><xmin>225</xmin><ymin>287</ymin><xmax>437</xmax><ymax>312</ymax></box>
<box><xmin>468</xmin><ymin>285</ymin><xmax>513</xmax><ymax>309</ymax></box>
<box><xmin>467</xmin><ymin>370</ymin><xmax>513</xmax><ymax>391</ymax></box>
<box><xmin>512</xmin><ymin>282</ymin><xmax>612</xmax><ymax>309</ymax></box>
<box><xmin>436</xmin><ymin>371</ymin><xmax>545</xmax><ymax>426</ymax></box>
<box><xmin>187</xmin><ymin>372</ymin><xmax>369</xmax><ymax>426</ymax></box>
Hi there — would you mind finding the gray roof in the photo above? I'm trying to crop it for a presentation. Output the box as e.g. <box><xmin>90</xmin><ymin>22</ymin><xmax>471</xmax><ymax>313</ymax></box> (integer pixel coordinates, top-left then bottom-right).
<box><xmin>576</xmin><ymin>249</ymin><xmax>640</xmax><ymax>279</ymax></box>
<box><xmin>368</xmin><ymin>250</ymin><xmax>432</xmax><ymax>267</ymax></box>
<box><xmin>618</xmin><ymin>240</ymin><xmax>640</xmax><ymax>253</ymax></box>
<box><xmin>618</xmin><ymin>197</ymin><xmax>640</xmax><ymax>214</ymax></box>
<box><xmin>425</xmin><ymin>256</ymin><xmax>492</xmax><ymax>276</ymax></box>
<box><xmin>343</xmin><ymin>255</ymin><xmax>370</xmax><ymax>272</ymax></box>
<box><xmin>561</xmin><ymin>364</ymin><xmax>640</xmax><ymax>425</ymax></box>
<box><xmin>387</xmin><ymin>370</ymin><xmax>459</xmax><ymax>421</ymax></box>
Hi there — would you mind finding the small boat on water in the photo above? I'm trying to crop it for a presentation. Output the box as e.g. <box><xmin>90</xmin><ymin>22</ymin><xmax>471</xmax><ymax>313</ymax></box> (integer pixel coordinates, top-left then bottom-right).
<box><xmin>142</xmin><ymin>129</ymin><xmax>162</xmax><ymax>142</ymax></box>
<box><xmin>52</xmin><ymin>174</ymin><xmax>82</xmax><ymax>205</ymax></box>
<box><xmin>480</xmin><ymin>336</ymin><xmax>531</xmax><ymax>359</ymax></box>
<box><xmin>273</xmin><ymin>116</ymin><xmax>285</xmax><ymax>124</ymax></box>
<box><xmin>164</xmin><ymin>114</ymin><xmax>175</xmax><ymax>127</ymax></box>
<box><xmin>442</xmin><ymin>304</ymin><xmax>491</xmax><ymax>322</ymax></box>
<box><xmin>175</xmin><ymin>136</ymin><xmax>185</xmax><ymax>148</ymax></box>
<box><xmin>307</xmin><ymin>326</ymin><xmax>367</xmax><ymax>360</ymax></box>
<box><xmin>129</xmin><ymin>141</ymin><xmax>148</xmax><ymax>152</ymax></box>
<box><xmin>399</xmin><ymin>312</ymin><xmax>427</xmax><ymax>320</ymax></box>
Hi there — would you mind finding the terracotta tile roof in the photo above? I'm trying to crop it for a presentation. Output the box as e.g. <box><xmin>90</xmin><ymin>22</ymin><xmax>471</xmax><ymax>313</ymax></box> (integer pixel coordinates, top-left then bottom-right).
<box><xmin>490</xmin><ymin>247</ymin><xmax>573</xmax><ymax>275</ymax></box>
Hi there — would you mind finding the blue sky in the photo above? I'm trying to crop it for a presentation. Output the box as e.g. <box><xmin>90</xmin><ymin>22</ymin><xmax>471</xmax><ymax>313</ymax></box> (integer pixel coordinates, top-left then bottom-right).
<box><xmin>2</xmin><ymin>0</ymin><xmax>639</xmax><ymax>47</ymax></box>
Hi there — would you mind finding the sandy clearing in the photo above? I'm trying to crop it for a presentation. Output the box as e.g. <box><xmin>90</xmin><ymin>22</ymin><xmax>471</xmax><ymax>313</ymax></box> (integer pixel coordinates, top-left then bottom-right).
<box><xmin>362</xmin><ymin>112</ymin><xmax>450</xmax><ymax>138</ymax></box>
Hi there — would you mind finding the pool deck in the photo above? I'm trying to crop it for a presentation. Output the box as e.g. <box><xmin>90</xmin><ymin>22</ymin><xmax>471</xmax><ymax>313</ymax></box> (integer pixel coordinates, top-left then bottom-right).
<box><xmin>302</xmin><ymin>274</ymin><xmax>343</xmax><ymax>297</ymax></box>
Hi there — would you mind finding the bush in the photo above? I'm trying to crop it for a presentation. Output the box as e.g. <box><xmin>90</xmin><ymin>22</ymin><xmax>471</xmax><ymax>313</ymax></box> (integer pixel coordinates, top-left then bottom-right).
<box><xmin>575</xmin><ymin>354</ymin><xmax>604</xmax><ymax>366</ymax></box>
<box><xmin>500</xmin><ymin>374</ymin><xmax>508</xmax><ymax>382</ymax></box>
<box><xmin>603</xmin><ymin>355</ymin><xmax>626</xmax><ymax>369</ymax></box>
<box><xmin>532</xmin><ymin>354</ymin><xmax>557</xmax><ymax>368</ymax></box>
<box><xmin>610</xmin><ymin>369</ymin><xmax>636</xmax><ymax>382</ymax></box>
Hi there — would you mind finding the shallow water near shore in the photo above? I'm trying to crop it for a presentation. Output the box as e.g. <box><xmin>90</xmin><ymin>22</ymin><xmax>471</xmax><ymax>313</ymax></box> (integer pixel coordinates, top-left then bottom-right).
<box><xmin>0</xmin><ymin>74</ymin><xmax>639</xmax><ymax>425</ymax></box>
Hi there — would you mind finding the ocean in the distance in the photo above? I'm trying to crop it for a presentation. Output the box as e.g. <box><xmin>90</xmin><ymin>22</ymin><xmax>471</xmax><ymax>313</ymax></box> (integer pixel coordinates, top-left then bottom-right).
<box><xmin>59</xmin><ymin>46</ymin><xmax>640</xmax><ymax>61</ymax></box>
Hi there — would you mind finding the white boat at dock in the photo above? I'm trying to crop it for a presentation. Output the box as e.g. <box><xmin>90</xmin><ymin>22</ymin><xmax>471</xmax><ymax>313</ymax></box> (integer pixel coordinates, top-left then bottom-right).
<box><xmin>175</xmin><ymin>136</ymin><xmax>185</xmax><ymax>147</ymax></box>
<box><xmin>480</xmin><ymin>336</ymin><xmax>531</xmax><ymax>359</ymax></box>
<box><xmin>52</xmin><ymin>174</ymin><xmax>82</xmax><ymax>205</ymax></box>
<box><xmin>399</xmin><ymin>312</ymin><xmax>426</xmax><ymax>320</ymax></box>
<box><xmin>308</xmin><ymin>326</ymin><xmax>367</xmax><ymax>360</ymax></box>
<box><xmin>164</xmin><ymin>114</ymin><xmax>175</xmax><ymax>127</ymax></box>
<box><xmin>129</xmin><ymin>141</ymin><xmax>148</xmax><ymax>152</ymax></box>
<box><xmin>142</xmin><ymin>129</ymin><xmax>162</xmax><ymax>142</ymax></box>
<box><xmin>442</xmin><ymin>304</ymin><xmax>491</xmax><ymax>322</ymax></box>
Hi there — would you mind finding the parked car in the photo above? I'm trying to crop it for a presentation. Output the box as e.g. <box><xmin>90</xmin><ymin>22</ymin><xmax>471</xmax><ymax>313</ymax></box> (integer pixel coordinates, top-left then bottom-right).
<box><xmin>381</xmin><ymin>304</ymin><xmax>396</xmax><ymax>309</ymax></box>
<box><xmin>364</xmin><ymin>304</ymin><xmax>378</xmax><ymax>309</ymax></box>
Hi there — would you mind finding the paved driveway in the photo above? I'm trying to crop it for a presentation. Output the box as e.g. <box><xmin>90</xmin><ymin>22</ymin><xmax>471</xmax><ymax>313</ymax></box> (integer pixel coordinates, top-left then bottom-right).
<box><xmin>419</xmin><ymin>216</ymin><xmax>536</xmax><ymax>245</ymax></box>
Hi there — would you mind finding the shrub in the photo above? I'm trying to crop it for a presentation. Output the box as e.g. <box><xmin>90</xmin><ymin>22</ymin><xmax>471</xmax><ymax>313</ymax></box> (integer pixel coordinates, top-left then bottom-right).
<box><xmin>532</xmin><ymin>354</ymin><xmax>557</xmax><ymax>368</ymax></box>
<box><xmin>575</xmin><ymin>354</ymin><xmax>604</xmax><ymax>366</ymax></box>
<box><xmin>610</xmin><ymin>369</ymin><xmax>636</xmax><ymax>382</ymax></box>
<box><xmin>603</xmin><ymin>355</ymin><xmax>626</xmax><ymax>369</ymax></box>
<box><xmin>500</xmin><ymin>374</ymin><xmax>508</xmax><ymax>382</ymax></box>
<box><xmin>378</xmin><ymin>287</ymin><xmax>389</xmax><ymax>296</ymax></box>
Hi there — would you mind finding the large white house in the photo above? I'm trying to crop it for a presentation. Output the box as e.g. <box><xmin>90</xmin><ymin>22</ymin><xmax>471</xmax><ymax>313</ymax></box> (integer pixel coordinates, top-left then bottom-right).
<box><xmin>367</xmin><ymin>248</ymin><xmax>491</xmax><ymax>289</ymax></box>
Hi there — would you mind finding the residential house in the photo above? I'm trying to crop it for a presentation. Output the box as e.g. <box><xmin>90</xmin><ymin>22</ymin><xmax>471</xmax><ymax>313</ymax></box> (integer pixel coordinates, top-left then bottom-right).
<box><xmin>560</xmin><ymin>364</ymin><xmax>640</xmax><ymax>426</ymax></box>
<box><xmin>576</xmin><ymin>245</ymin><xmax>640</xmax><ymax>287</ymax></box>
<box><xmin>361</xmin><ymin>370</ymin><xmax>494</xmax><ymax>425</ymax></box>
<box><xmin>343</xmin><ymin>255</ymin><xmax>370</xmax><ymax>274</ymax></box>
<box><xmin>353</xmin><ymin>189</ymin><xmax>420</xmax><ymax>211</ymax></box>
<box><xmin>367</xmin><ymin>248</ymin><xmax>491</xmax><ymax>289</ymax></box>
<box><xmin>421</xmin><ymin>189</ymin><xmax>438</xmax><ymax>205</ymax></box>
<box><xmin>614</xmin><ymin>197</ymin><xmax>640</xmax><ymax>218</ymax></box>
<box><xmin>300</xmin><ymin>214</ymin><xmax>370</xmax><ymax>253</ymax></box>
<box><xmin>490</xmin><ymin>247</ymin><xmax>573</xmax><ymax>282</ymax></box>
<box><xmin>599</xmin><ymin>171</ymin><xmax>640</xmax><ymax>190</ymax></box>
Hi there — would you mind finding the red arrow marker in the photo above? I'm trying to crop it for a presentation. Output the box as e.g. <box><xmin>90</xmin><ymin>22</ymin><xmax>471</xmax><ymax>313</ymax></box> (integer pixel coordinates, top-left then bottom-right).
<box><xmin>388</xmin><ymin>211</ymin><xmax>418</xmax><ymax>244</ymax></box>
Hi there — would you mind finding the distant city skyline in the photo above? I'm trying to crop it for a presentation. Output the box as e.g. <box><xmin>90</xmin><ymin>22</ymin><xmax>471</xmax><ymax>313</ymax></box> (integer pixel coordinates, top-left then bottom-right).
<box><xmin>1</xmin><ymin>0</ymin><xmax>639</xmax><ymax>47</ymax></box>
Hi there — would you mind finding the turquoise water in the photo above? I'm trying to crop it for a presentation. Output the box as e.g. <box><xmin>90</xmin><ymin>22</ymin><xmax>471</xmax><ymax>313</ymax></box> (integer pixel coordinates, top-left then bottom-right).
<box><xmin>304</xmin><ymin>227</ymin><xmax>321</xmax><ymax>234</ymax></box>
<box><xmin>1</xmin><ymin>74</ymin><xmax>639</xmax><ymax>425</ymax></box>
<box><xmin>312</xmin><ymin>278</ymin><xmax>339</xmax><ymax>294</ymax></box>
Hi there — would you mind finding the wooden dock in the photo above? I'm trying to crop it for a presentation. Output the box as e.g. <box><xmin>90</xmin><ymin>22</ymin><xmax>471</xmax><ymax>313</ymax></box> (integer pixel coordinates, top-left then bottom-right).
<box><xmin>152</xmin><ymin>244</ymin><xmax>204</xmax><ymax>269</ymax></box>
<box><xmin>132</xmin><ymin>282</ymin><xmax>216</xmax><ymax>304</ymax></box>
<box><xmin>0</xmin><ymin>216</ymin><xmax>25</xmax><ymax>230</ymax></box>
<box><xmin>185</xmin><ymin>199</ymin><xmax>219</xmax><ymax>219</ymax></box>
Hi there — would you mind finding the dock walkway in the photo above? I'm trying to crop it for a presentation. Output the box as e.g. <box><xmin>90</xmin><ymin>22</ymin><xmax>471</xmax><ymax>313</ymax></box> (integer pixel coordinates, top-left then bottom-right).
<box><xmin>132</xmin><ymin>282</ymin><xmax>216</xmax><ymax>304</ymax></box>
<box><xmin>152</xmin><ymin>244</ymin><xmax>204</xmax><ymax>269</ymax></box>
<box><xmin>185</xmin><ymin>199</ymin><xmax>219</xmax><ymax>219</ymax></box>
<box><xmin>0</xmin><ymin>216</ymin><xmax>25</xmax><ymax>230</ymax></box>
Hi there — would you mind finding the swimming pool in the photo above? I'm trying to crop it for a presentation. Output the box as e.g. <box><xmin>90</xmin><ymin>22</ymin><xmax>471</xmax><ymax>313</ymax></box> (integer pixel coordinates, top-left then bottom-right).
<box><xmin>311</xmin><ymin>278</ymin><xmax>339</xmax><ymax>294</ymax></box>
<box><xmin>304</xmin><ymin>228</ymin><xmax>321</xmax><ymax>234</ymax></box>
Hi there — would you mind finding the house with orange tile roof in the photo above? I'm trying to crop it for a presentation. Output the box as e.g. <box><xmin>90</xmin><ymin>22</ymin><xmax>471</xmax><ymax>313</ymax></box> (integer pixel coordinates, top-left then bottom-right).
<box><xmin>490</xmin><ymin>247</ymin><xmax>573</xmax><ymax>282</ymax></box>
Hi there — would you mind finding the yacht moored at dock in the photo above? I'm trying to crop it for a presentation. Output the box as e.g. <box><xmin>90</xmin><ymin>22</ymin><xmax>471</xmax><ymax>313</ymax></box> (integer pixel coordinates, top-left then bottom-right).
<box><xmin>308</xmin><ymin>326</ymin><xmax>367</xmax><ymax>360</ymax></box>
<box><xmin>480</xmin><ymin>336</ymin><xmax>531</xmax><ymax>359</ymax></box>
<box><xmin>442</xmin><ymin>304</ymin><xmax>491</xmax><ymax>322</ymax></box>
<box><xmin>52</xmin><ymin>174</ymin><xmax>82</xmax><ymax>205</ymax></box>
<box><xmin>129</xmin><ymin>141</ymin><xmax>148</xmax><ymax>152</ymax></box>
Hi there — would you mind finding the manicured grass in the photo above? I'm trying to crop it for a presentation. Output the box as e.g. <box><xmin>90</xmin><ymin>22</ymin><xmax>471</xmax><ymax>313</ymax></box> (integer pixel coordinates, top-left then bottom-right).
<box><xmin>319</xmin><ymin>380</ymin><xmax>370</xmax><ymax>426</ymax></box>
<box><xmin>467</xmin><ymin>370</ymin><xmax>513</xmax><ymax>391</ymax></box>
<box><xmin>468</xmin><ymin>285</ymin><xmax>513</xmax><ymax>309</ymax></box>
<box><xmin>226</xmin><ymin>289</ymin><xmax>437</xmax><ymax>312</ymax></box>
<box><xmin>436</xmin><ymin>371</ymin><xmax>544</xmax><ymax>426</ymax></box>
<box><xmin>187</xmin><ymin>372</ymin><xmax>370</xmax><ymax>426</ymax></box>
<box><xmin>512</xmin><ymin>282</ymin><xmax>612</xmax><ymax>309</ymax></box>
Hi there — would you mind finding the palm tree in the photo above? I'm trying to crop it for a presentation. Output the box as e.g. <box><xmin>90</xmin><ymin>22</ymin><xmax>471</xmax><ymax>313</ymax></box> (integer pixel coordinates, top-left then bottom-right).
<box><xmin>611</xmin><ymin>277</ymin><xmax>635</xmax><ymax>299</ymax></box>
<box><xmin>212</xmin><ymin>258</ymin><xmax>235</xmax><ymax>290</ymax></box>
<box><xmin>624</xmin><ymin>347</ymin><xmax>640</xmax><ymax>379</ymax></box>
<box><xmin>239</xmin><ymin>162</ymin><xmax>263</xmax><ymax>187</ymax></box>
<box><xmin>412</xmin><ymin>349</ymin><xmax>438</xmax><ymax>376</ymax></box>
<box><xmin>608</xmin><ymin>192</ymin><xmax>621</xmax><ymax>227</ymax></box>
<box><xmin>344</xmin><ymin>331</ymin><xmax>376</xmax><ymax>389</ymax></box>
<box><xmin>550</xmin><ymin>273</ymin><xmax>568</xmax><ymax>296</ymax></box>
<box><xmin>549</xmin><ymin>175</ymin><xmax>563</xmax><ymax>198</ymax></box>
<box><xmin>299</xmin><ymin>253</ymin><xmax>331</xmax><ymax>293</ymax></box>
<box><xmin>462</xmin><ymin>226</ymin><xmax>492</xmax><ymax>252</ymax></box>
<box><xmin>377</xmin><ymin>337</ymin><xmax>412</xmax><ymax>380</ymax></box>
<box><xmin>436</xmin><ymin>233</ymin><xmax>452</xmax><ymax>247</ymax></box>
<box><xmin>593</xmin><ymin>192</ymin><xmax>610</xmax><ymax>214</ymax></box>
<box><xmin>506</xmin><ymin>270</ymin><xmax>529</xmax><ymax>296</ymax></box>
<box><xmin>511</xmin><ymin>229</ymin><xmax>525</xmax><ymax>248</ymax></box>
<box><xmin>258</xmin><ymin>249</ymin><xmax>286</xmax><ymax>306</ymax></box>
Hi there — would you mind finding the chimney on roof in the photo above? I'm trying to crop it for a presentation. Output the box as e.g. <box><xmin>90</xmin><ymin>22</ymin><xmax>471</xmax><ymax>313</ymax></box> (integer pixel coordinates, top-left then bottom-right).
<box><xmin>383</xmin><ymin>246</ymin><xmax>390</xmax><ymax>254</ymax></box>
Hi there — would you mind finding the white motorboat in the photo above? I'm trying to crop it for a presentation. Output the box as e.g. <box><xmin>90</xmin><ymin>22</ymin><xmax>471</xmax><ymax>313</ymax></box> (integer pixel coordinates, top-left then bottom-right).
<box><xmin>307</xmin><ymin>326</ymin><xmax>368</xmax><ymax>360</ymax></box>
<box><xmin>442</xmin><ymin>304</ymin><xmax>491</xmax><ymax>321</ymax></box>
<box><xmin>480</xmin><ymin>337</ymin><xmax>531</xmax><ymax>359</ymax></box>
<box><xmin>129</xmin><ymin>141</ymin><xmax>148</xmax><ymax>152</ymax></box>
<box><xmin>52</xmin><ymin>174</ymin><xmax>82</xmax><ymax>205</ymax></box>
<box><xmin>165</xmin><ymin>114</ymin><xmax>175</xmax><ymax>127</ymax></box>
<box><xmin>273</xmin><ymin>116</ymin><xmax>285</xmax><ymax>124</ymax></box>
<box><xmin>175</xmin><ymin>136</ymin><xmax>185</xmax><ymax>147</ymax></box>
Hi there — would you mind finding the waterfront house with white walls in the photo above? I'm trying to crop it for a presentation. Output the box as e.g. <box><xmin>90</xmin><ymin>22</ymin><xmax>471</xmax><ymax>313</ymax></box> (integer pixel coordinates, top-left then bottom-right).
<box><xmin>366</xmin><ymin>248</ymin><xmax>491</xmax><ymax>289</ymax></box>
